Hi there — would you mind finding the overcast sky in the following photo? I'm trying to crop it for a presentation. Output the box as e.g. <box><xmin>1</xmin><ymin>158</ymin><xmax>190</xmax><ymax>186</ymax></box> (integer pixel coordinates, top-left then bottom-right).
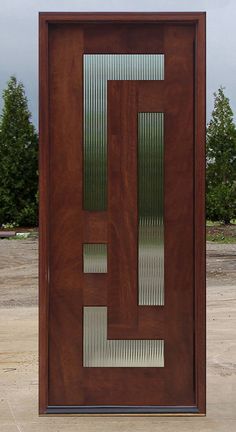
<box><xmin>0</xmin><ymin>0</ymin><xmax>235</xmax><ymax>128</ymax></box>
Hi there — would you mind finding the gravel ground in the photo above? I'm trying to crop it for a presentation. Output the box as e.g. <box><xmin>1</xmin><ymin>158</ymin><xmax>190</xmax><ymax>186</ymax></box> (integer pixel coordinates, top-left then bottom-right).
<box><xmin>0</xmin><ymin>239</ymin><xmax>38</xmax><ymax>307</ymax></box>
<box><xmin>207</xmin><ymin>242</ymin><xmax>236</xmax><ymax>285</ymax></box>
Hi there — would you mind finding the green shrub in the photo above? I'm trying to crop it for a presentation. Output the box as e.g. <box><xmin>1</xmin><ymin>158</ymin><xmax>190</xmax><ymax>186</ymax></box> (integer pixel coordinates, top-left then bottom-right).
<box><xmin>206</xmin><ymin>87</ymin><xmax>236</xmax><ymax>224</ymax></box>
<box><xmin>0</xmin><ymin>76</ymin><xmax>38</xmax><ymax>227</ymax></box>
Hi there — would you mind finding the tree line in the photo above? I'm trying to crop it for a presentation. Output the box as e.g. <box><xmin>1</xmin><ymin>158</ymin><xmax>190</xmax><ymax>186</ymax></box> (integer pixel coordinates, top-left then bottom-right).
<box><xmin>0</xmin><ymin>76</ymin><xmax>235</xmax><ymax>227</ymax></box>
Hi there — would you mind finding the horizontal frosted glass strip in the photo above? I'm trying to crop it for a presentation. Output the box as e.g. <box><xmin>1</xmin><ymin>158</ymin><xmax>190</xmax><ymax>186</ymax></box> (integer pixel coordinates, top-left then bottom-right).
<box><xmin>84</xmin><ymin>54</ymin><xmax>164</xmax><ymax>210</ymax></box>
<box><xmin>138</xmin><ymin>113</ymin><xmax>164</xmax><ymax>305</ymax></box>
<box><xmin>83</xmin><ymin>244</ymin><xmax>107</xmax><ymax>273</ymax></box>
<box><xmin>83</xmin><ymin>307</ymin><xmax>164</xmax><ymax>367</ymax></box>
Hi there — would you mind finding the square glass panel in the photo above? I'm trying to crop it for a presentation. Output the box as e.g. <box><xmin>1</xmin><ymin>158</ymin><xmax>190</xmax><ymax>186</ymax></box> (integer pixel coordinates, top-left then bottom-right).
<box><xmin>83</xmin><ymin>244</ymin><xmax>107</xmax><ymax>273</ymax></box>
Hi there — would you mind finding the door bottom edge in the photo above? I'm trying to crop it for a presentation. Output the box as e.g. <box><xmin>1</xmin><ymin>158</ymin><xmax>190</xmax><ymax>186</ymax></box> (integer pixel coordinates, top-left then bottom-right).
<box><xmin>45</xmin><ymin>405</ymin><xmax>202</xmax><ymax>415</ymax></box>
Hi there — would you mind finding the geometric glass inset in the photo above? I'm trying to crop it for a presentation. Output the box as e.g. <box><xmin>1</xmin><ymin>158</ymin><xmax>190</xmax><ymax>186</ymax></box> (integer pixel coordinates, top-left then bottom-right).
<box><xmin>138</xmin><ymin>113</ymin><xmax>164</xmax><ymax>305</ymax></box>
<box><xmin>83</xmin><ymin>307</ymin><xmax>164</xmax><ymax>367</ymax></box>
<box><xmin>83</xmin><ymin>54</ymin><xmax>164</xmax><ymax>210</ymax></box>
<box><xmin>83</xmin><ymin>244</ymin><xmax>107</xmax><ymax>273</ymax></box>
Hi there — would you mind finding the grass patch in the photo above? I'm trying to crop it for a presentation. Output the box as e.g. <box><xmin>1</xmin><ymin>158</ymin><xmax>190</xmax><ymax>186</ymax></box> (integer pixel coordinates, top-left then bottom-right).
<box><xmin>206</xmin><ymin>233</ymin><xmax>236</xmax><ymax>243</ymax></box>
<box><xmin>8</xmin><ymin>232</ymin><xmax>38</xmax><ymax>240</ymax></box>
<box><xmin>206</xmin><ymin>222</ymin><xmax>236</xmax><ymax>243</ymax></box>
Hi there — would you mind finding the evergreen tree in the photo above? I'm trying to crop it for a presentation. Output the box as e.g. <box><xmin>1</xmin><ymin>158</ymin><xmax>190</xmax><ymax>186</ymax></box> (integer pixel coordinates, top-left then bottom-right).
<box><xmin>206</xmin><ymin>87</ymin><xmax>236</xmax><ymax>224</ymax></box>
<box><xmin>0</xmin><ymin>76</ymin><xmax>38</xmax><ymax>226</ymax></box>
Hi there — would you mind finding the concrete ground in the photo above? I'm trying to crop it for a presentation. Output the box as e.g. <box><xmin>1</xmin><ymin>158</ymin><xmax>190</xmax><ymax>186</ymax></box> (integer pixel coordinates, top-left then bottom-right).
<box><xmin>0</xmin><ymin>239</ymin><xmax>235</xmax><ymax>432</ymax></box>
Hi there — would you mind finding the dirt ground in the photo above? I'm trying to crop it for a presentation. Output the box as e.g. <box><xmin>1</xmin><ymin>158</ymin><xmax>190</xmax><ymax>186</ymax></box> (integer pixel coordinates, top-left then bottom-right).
<box><xmin>0</xmin><ymin>238</ymin><xmax>236</xmax><ymax>431</ymax></box>
<box><xmin>0</xmin><ymin>239</ymin><xmax>38</xmax><ymax>308</ymax></box>
<box><xmin>207</xmin><ymin>242</ymin><xmax>236</xmax><ymax>285</ymax></box>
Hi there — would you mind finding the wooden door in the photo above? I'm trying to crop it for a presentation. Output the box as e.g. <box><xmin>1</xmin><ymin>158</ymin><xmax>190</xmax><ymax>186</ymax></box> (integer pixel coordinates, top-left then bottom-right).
<box><xmin>39</xmin><ymin>12</ymin><xmax>206</xmax><ymax>415</ymax></box>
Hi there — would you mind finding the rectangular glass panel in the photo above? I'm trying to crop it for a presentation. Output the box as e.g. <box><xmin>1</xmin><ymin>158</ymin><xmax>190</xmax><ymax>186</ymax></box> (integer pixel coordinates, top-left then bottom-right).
<box><xmin>83</xmin><ymin>244</ymin><xmax>107</xmax><ymax>273</ymax></box>
<box><xmin>83</xmin><ymin>54</ymin><xmax>164</xmax><ymax>210</ymax></box>
<box><xmin>138</xmin><ymin>113</ymin><xmax>164</xmax><ymax>305</ymax></box>
<box><xmin>83</xmin><ymin>307</ymin><xmax>164</xmax><ymax>367</ymax></box>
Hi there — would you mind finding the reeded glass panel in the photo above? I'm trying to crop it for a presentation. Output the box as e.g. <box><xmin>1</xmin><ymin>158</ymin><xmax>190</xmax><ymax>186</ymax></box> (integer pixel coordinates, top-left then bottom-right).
<box><xmin>83</xmin><ymin>244</ymin><xmax>107</xmax><ymax>273</ymax></box>
<box><xmin>83</xmin><ymin>307</ymin><xmax>164</xmax><ymax>367</ymax></box>
<box><xmin>83</xmin><ymin>54</ymin><xmax>164</xmax><ymax>210</ymax></box>
<box><xmin>138</xmin><ymin>113</ymin><xmax>164</xmax><ymax>305</ymax></box>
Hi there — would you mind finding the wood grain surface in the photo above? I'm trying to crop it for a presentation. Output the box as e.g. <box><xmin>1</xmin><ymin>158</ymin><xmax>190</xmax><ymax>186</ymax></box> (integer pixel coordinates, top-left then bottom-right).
<box><xmin>39</xmin><ymin>13</ymin><xmax>206</xmax><ymax>414</ymax></box>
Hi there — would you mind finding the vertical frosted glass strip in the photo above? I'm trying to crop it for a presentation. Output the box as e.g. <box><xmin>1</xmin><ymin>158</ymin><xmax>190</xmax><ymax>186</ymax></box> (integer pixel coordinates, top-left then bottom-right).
<box><xmin>83</xmin><ymin>307</ymin><xmax>164</xmax><ymax>367</ymax></box>
<box><xmin>138</xmin><ymin>113</ymin><xmax>164</xmax><ymax>306</ymax></box>
<box><xmin>83</xmin><ymin>244</ymin><xmax>107</xmax><ymax>273</ymax></box>
<box><xmin>83</xmin><ymin>54</ymin><xmax>164</xmax><ymax>210</ymax></box>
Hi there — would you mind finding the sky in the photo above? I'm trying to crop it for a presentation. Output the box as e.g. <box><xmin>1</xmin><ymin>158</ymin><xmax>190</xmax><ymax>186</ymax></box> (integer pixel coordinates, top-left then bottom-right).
<box><xmin>0</xmin><ymin>0</ymin><xmax>236</xmax><ymax>128</ymax></box>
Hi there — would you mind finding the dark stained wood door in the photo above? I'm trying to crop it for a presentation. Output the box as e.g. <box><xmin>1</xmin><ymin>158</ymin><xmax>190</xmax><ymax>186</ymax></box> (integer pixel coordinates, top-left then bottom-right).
<box><xmin>39</xmin><ymin>13</ymin><xmax>206</xmax><ymax>415</ymax></box>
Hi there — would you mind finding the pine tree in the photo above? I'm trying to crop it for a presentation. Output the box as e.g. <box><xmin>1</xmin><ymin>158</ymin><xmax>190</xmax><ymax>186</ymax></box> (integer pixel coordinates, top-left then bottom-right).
<box><xmin>206</xmin><ymin>87</ymin><xmax>236</xmax><ymax>224</ymax></box>
<box><xmin>0</xmin><ymin>76</ymin><xmax>38</xmax><ymax>226</ymax></box>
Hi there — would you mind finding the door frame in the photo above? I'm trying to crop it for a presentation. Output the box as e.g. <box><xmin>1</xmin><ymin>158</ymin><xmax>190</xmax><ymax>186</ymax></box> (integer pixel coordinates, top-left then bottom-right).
<box><xmin>39</xmin><ymin>12</ymin><xmax>206</xmax><ymax>415</ymax></box>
